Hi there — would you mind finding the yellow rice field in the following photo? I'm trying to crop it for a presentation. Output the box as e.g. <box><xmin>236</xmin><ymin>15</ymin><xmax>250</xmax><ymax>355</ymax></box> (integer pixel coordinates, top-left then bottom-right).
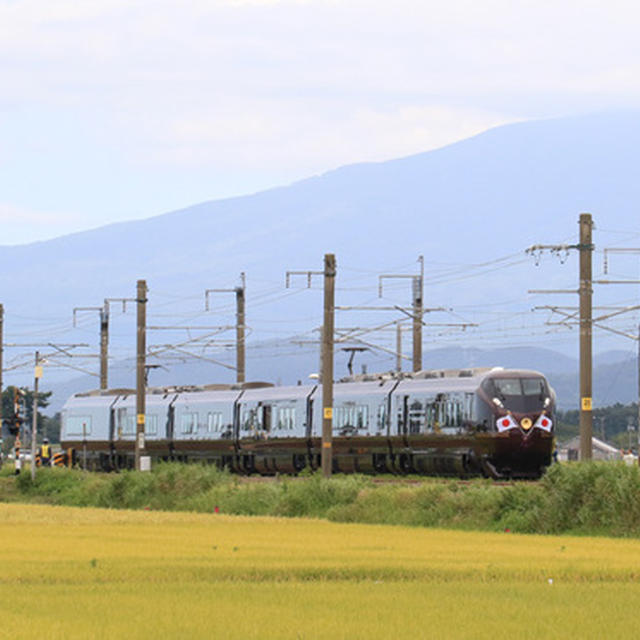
<box><xmin>2</xmin><ymin>503</ymin><xmax>640</xmax><ymax>639</ymax></box>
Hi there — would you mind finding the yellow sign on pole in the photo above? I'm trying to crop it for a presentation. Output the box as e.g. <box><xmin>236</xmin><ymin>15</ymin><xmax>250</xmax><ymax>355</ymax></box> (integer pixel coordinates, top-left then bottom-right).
<box><xmin>323</xmin><ymin>407</ymin><xmax>333</xmax><ymax>419</ymax></box>
<box><xmin>581</xmin><ymin>397</ymin><xmax>593</xmax><ymax>411</ymax></box>
<box><xmin>137</xmin><ymin>414</ymin><xmax>145</xmax><ymax>425</ymax></box>
<box><xmin>34</xmin><ymin>366</ymin><xmax>43</xmax><ymax>379</ymax></box>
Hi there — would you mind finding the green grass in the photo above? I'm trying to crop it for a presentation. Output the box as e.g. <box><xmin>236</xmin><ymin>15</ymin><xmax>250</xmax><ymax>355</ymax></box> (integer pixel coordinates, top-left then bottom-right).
<box><xmin>4</xmin><ymin>461</ymin><xmax>640</xmax><ymax>537</ymax></box>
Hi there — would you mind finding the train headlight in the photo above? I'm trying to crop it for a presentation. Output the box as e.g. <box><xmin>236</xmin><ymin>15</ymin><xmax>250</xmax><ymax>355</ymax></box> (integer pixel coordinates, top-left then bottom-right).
<box><xmin>534</xmin><ymin>415</ymin><xmax>553</xmax><ymax>432</ymax></box>
<box><xmin>496</xmin><ymin>414</ymin><xmax>518</xmax><ymax>432</ymax></box>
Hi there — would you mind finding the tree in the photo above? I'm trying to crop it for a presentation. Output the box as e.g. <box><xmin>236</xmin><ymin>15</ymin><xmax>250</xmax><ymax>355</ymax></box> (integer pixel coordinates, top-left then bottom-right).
<box><xmin>0</xmin><ymin>385</ymin><xmax>55</xmax><ymax>445</ymax></box>
<box><xmin>557</xmin><ymin>402</ymin><xmax>640</xmax><ymax>448</ymax></box>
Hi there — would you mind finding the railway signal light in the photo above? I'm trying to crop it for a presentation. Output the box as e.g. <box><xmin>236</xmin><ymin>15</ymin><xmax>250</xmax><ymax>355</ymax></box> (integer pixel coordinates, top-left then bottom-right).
<box><xmin>4</xmin><ymin>388</ymin><xmax>26</xmax><ymax>436</ymax></box>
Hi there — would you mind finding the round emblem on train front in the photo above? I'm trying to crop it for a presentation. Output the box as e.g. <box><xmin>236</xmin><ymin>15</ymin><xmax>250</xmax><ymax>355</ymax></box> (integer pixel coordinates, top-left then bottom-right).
<box><xmin>520</xmin><ymin>417</ymin><xmax>533</xmax><ymax>430</ymax></box>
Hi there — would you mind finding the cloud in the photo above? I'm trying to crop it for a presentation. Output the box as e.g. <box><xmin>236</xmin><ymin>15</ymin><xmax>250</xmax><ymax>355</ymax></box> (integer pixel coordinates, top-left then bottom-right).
<box><xmin>0</xmin><ymin>203</ymin><xmax>86</xmax><ymax>244</ymax></box>
<box><xmin>133</xmin><ymin>102</ymin><xmax>513</xmax><ymax>173</ymax></box>
<box><xmin>0</xmin><ymin>0</ymin><xmax>639</xmax><ymax>243</ymax></box>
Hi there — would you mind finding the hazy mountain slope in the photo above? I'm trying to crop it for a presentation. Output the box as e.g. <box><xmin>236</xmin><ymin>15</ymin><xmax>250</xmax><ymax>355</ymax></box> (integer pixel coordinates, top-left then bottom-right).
<box><xmin>2</xmin><ymin>110</ymin><xmax>639</xmax><ymax>313</ymax></box>
<box><xmin>3</xmin><ymin>110</ymin><xmax>640</xmax><ymax>406</ymax></box>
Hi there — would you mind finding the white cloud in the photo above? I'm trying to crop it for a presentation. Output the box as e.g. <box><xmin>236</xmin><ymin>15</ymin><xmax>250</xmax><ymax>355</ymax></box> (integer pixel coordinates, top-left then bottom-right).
<box><xmin>0</xmin><ymin>0</ymin><xmax>639</xmax><ymax>242</ymax></box>
<box><xmin>134</xmin><ymin>102</ymin><xmax>513</xmax><ymax>173</ymax></box>
<box><xmin>0</xmin><ymin>203</ymin><xmax>86</xmax><ymax>244</ymax></box>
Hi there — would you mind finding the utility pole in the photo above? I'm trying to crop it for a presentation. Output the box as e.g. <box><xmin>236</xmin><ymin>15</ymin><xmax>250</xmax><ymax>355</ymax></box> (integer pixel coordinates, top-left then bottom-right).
<box><xmin>286</xmin><ymin>255</ymin><xmax>336</xmax><ymax>477</ymax></box>
<box><xmin>30</xmin><ymin>351</ymin><xmax>42</xmax><ymax>482</ymax></box>
<box><xmin>413</xmin><ymin>256</ymin><xmax>424</xmax><ymax>372</ymax></box>
<box><xmin>205</xmin><ymin>273</ymin><xmax>246</xmax><ymax>384</ymax></box>
<box><xmin>236</xmin><ymin>280</ymin><xmax>246</xmax><ymax>384</ymax></box>
<box><xmin>379</xmin><ymin>256</ymin><xmax>424</xmax><ymax>372</ymax></box>
<box><xmin>322</xmin><ymin>254</ymin><xmax>336</xmax><ymax>477</ymax></box>
<box><xmin>73</xmin><ymin>302</ymin><xmax>110</xmax><ymax>390</ymax></box>
<box><xmin>527</xmin><ymin>213</ymin><xmax>594</xmax><ymax>461</ymax></box>
<box><xmin>578</xmin><ymin>214</ymin><xmax>593</xmax><ymax>461</ymax></box>
<box><xmin>135</xmin><ymin>280</ymin><xmax>147</xmax><ymax>471</ymax></box>
<box><xmin>100</xmin><ymin>306</ymin><xmax>109</xmax><ymax>389</ymax></box>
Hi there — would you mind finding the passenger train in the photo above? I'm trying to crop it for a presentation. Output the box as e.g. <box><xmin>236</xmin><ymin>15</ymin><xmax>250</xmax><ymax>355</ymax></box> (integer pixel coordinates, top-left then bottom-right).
<box><xmin>60</xmin><ymin>367</ymin><xmax>555</xmax><ymax>479</ymax></box>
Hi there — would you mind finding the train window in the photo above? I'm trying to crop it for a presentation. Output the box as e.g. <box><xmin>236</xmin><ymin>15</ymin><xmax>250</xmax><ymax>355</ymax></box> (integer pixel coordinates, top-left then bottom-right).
<box><xmin>446</xmin><ymin>400</ymin><xmax>462</xmax><ymax>427</ymax></box>
<box><xmin>522</xmin><ymin>378</ymin><xmax>546</xmax><ymax>396</ymax></box>
<box><xmin>377</xmin><ymin>404</ymin><xmax>386</xmax><ymax>431</ymax></box>
<box><xmin>207</xmin><ymin>412</ymin><xmax>223</xmax><ymax>432</ymax></box>
<box><xmin>425</xmin><ymin>404</ymin><xmax>436</xmax><ymax>431</ymax></box>
<box><xmin>335</xmin><ymin>405</ymin><xmax>368</xmax><ymax>431</ymax></box>
<box><xmin>489</xmin><ymin>377</ymin><xmax>549</xmax><ymax>412</ymax></box>
<box><xmin>181</xmin><ymin>412</ymin><xmax>198</xmax><ymax>434</ymax></box>
<box><xmin>66</xmin><ymin>415</ymin><xmax>92</xmax><ymax>436</ymax></box>
<box><xmin>409</xmin><ymin>400</ymin><xmax>424</xmax><ymax>434</ymax></box>
<box><xmin>145</xmin><ymin>415</ymin><xmax>158</xmax><ymax>435</ymax></box>
<box><xmin>277</xmin><ymin>407</ymin><xmax>295</xmax><ymax>430</ymax></box>
<box><xmin>124</xmin><ymin>416</ymin><xmax>136</xmax><ymax>435</ymax></box>
<box><xmin>464</xmin><ymin>394</ymin><xmax>474</xmax><ymax>420</ymax></box>
<box><xmin>424</xmin><ymin>402</ymin><xmax>439</xmax><ymax>432</ymax></box>
<box><xmin>356</xmin><ymin>405</ymin><xmax>368</xmax><ymax>428</ymax></box>
<box><xmin>262</xmin><ymin>405</ymin><xmax>272</xmax><ymax>432</ymax></box>
<box><xmin>493</xmin><ymin>379</ymin><xmax>522</xmax><ymax>396</ymax></box>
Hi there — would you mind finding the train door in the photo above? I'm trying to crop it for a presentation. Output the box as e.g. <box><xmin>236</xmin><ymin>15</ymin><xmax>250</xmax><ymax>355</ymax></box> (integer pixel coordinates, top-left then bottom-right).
<box><xmin>398</xmin><ymin>396</ymin><xmax>408</xmax><ymax>436</ymax></box>
<box><xmin>306</xmin><ymin>399</ymin><xmax>314</xmax><ymax>439</ymax></box>
<box><xmin>434</xmin><ymin>394</ymin><xmax>446</xmax><ymax>432</ymax></box>
<box><xmin>116</xmin><ymin>408</ymin><xmax>127</xmax><ymax>440</ymax></box>
<box><xmin>166</xmin><ymin>395</ymin><xmax>178</xmax><ymax>441</ymax></box>
<box><xmin>261</xmin><ymin>404</ymin><xmax>272</xmax><ymax>434</ymax></box>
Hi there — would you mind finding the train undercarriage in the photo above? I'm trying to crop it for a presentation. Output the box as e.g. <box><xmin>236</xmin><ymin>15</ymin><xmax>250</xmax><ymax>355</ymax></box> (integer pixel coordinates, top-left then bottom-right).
<box><xmin>61</xmin><ymin>431</ymin><xmax>553</xmax><ymax>480</ymax></box>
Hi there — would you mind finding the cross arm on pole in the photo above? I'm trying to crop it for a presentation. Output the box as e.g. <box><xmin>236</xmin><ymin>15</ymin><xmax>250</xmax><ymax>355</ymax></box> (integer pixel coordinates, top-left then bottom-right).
<box><xmin>285</xmin><ymin>270</ymin><xmax>323</xmax><ymax>288</ymax></box>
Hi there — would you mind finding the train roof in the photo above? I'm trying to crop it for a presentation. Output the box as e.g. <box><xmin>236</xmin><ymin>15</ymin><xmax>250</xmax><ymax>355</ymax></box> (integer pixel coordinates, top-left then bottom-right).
<box><xmin>64</xmin><ymin>368</ymin><xmax>550</xmax><ymax>409</ymax></box>
<box><xmin>240</xmin><ymin>384</ymin><xmax>315</xmax><ymax>401</ymax></box>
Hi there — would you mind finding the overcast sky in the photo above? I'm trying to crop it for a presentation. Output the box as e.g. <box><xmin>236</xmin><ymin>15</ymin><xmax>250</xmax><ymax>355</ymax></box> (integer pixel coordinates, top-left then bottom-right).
<box><xmin>1</xmin><ymin>0</ymin><xmax>639</xmax><ymax>244</ymax></box>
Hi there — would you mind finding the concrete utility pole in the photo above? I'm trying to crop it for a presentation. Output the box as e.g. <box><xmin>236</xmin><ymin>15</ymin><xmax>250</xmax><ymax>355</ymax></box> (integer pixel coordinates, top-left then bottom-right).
<box><xmin>527</xmin><ymin>213</ymin><xmax>594</xmax><ymax>461</ymax></box>
<box><xmin>99</xmin><ymin>306</ymin><xmax>109</xmax><ymax>389</ymax></box>
<box><xmin>413</xmin><ymin>256</ymin><xmax>424</xmax><ymax>372</ymax></box>
<box><xmin>379</xmin><ymin>256</ymin><xmax>425</xmax><ymax>372</ymax></box>
<box><xmin>30</xmin><ymin>351</ymin><xmax>42</xmax><ymax>482</ymax></box>
<box><xmin>73</xmin><ymin>302</ymin><xmax>110</xmax><ymax>389</ymax></box>
<box><xmin>321</xmin><ymin>254</ymin><xmax>336</xmax><ymax>478</ymax></box>
<box><xmin>578</xmin><ymin>214</ymin><xmax>593</xmax><ymax>461</ymax></box>
<box><xmin>205</xmin><ymin>273</ymin><xmax>246</xmax><ymax>384</ymax></box>
<box><xmin>285</xmin><ymin>255</ymin><xmax>337</xmax><ymax>477</ymax></box>
<box><xmin>236</xmin><ymin>280</ymin><xmax>246</xmax><ymax>384</ymax></box>
<box><xmin>135</xmin><ymin>280</ymin><xmax>147</xmax><ymax>471</ymax></box>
